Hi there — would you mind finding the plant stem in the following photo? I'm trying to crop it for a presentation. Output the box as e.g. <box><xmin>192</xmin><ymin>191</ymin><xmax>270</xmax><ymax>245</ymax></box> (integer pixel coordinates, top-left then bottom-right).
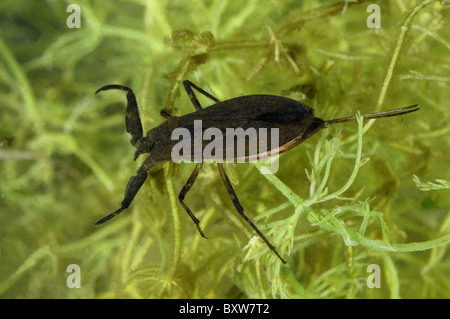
<box><xmin>165</xmin><ymin>164</ymin><xmax>181</xmax><ymax>278</ymax></box>
<box><xmin>344</xmin><ymin>0</ymin><xmax>439</xmax><ymax>144</ymax></box>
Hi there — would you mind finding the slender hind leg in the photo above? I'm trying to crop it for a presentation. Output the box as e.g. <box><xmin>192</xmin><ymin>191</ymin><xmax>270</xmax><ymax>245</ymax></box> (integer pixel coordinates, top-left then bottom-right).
<box><xmin>178</xmin><ymin>163</ymin><xmax>208</xmax><ymax>238</ymax></box>
<box><xmin>217</xmin><ymin>163</ymin><xmax>287</xmax><ymax>264</ymax></box>
<box><xmin>176</xmin><ymin>82</ymin><xmax>218</xmax><ymax>237</ymax></box>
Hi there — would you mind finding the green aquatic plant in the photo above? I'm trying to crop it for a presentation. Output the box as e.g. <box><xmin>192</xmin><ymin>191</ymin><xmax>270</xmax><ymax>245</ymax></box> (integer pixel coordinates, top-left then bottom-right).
<box><xmin>413</xmin><ymin>175</ymin><xmax>450</xmax><ymax>191</ymax></box>
<box><xmin>1</xmin><ymin>0</ymin><xmax>449</xmax><ymax>299</ymax></box>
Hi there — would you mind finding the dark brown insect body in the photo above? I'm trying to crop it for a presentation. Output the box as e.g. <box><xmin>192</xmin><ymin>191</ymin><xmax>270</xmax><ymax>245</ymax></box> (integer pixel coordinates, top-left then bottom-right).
<box><xmin>94</xmin><ymin>80</ymin><xmax>419</xmax><ymax>264</ymax></box>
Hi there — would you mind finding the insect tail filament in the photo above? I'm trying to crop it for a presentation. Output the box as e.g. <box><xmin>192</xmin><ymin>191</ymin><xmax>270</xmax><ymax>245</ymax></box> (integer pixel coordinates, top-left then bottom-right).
<box><xmin>324</xmin><ymin>104</ymin><xmax>419</xmax><ymax>126</ymax></box>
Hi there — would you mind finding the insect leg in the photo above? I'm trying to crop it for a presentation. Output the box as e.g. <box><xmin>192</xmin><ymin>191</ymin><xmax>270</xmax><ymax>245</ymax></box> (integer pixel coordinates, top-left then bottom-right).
<box><xmin>160</xmin><ymin>109</ymin><xmax>172</xmax><ymax>119</ymax></box>
<box><xmin>94</xmin><ymin>156</ymin><xmax>156</xmax><ymax>225</ymax></box>
<box><xmin>96</xmin><ymin>85</ymin><xmax>144</xmax><ymax>147</ymax></box>
<box><xmin>216</xmin><ymin>163</ymin><xmax>287</xmax><ymax>264</ymax></box>
<box><xmin>178</xmin><ymin>163</ymin><xmax>207</xmax><ymax>238</ymax></box>
<box><xmin>183</xmin><ymin>80</ymin><xmax>221</xmax><ymax>111</ymax></box>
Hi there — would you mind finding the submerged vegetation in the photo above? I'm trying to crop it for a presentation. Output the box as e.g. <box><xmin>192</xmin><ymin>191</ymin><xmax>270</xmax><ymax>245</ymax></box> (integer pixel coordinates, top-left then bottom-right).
<box><xmin>0</xmin><ymin>0</ymin><xmax>449</xmax><ymax>298</ymax></box>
